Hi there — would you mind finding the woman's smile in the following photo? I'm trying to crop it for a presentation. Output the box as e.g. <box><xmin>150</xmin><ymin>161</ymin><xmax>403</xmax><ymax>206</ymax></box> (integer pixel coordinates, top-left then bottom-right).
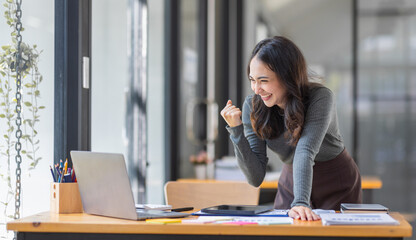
<box><xmin>260</xmin><ymin>94</ymin><xmax>272</xmax><ymax>101</ymax></box>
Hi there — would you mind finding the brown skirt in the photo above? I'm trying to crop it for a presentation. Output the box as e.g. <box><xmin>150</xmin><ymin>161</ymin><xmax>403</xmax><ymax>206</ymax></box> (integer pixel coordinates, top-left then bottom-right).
<box><xmin>274</xmin><ymin>148</ymin><xmax>362</xmax><ymax>210</ymax></box>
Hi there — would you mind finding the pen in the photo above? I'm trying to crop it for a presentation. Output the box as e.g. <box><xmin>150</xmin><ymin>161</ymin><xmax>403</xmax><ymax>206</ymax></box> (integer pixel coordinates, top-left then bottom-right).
<box><xmin>55</xmin><ymin>164</ymin><xmax>61</xmax><ymax>182</ymax></box>
<box><xmin>59</xmin><ymin>159</ymin><xmax>64</xmax><ymax>183</ymax></box>
<box><xmin>171</xmin><ymin>207</ymin><xmax>194</xmax><ymax>212</ymax></box>
<box><xmin>49</xmin><ymin>165</ymin><xmax>56</xmax><ymax>182</ymax></box>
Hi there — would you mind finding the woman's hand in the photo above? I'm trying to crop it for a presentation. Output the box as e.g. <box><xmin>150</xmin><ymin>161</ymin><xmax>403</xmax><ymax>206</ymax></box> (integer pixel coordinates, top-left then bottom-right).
<box><xmin>220</xmin><ymin>100</ymin><xmax>242</xmax><ymax>127</ymax></box>
<box><xmin>289</xmin><ymin>206</ymin><xmax>321</xmax><ymax>221</ymax></box>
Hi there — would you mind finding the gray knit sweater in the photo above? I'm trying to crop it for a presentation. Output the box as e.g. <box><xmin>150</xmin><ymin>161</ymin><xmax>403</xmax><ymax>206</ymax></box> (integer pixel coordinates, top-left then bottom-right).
<box><xmin>226</xmin><ymin>86</ymin><xmax>344</xmax><ymax>208</ymax></box>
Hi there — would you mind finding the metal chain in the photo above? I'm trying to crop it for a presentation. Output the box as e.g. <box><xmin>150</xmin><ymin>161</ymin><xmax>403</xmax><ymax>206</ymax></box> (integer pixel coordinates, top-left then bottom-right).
<box><xmin>14</xmin><ymin>0</ymin><xmax>23</xmax><ymax>220</ymax></box>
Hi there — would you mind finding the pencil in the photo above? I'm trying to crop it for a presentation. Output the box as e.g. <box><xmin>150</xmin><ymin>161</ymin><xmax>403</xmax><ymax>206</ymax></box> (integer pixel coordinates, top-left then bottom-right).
<box><xmin>49</xmin><ymin>165</ymin><xmax>56</xmax><ymax>182</ymax></box>
<box><xmin>64</xmin><ymin>159</ymin><xmax>68</xmax><ymax>175</ymax></box>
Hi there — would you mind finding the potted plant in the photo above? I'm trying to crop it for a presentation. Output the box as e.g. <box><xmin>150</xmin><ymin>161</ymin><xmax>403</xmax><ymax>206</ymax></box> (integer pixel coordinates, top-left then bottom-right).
<box><xmin>189</xmin><ymin>150</ymin><xmax>213</xmax><ymax>180</ymax></box>
<box><xmin>0</xmin><ymin>0</ymin><xmax>44</xmax><ymax>238</ymax></box>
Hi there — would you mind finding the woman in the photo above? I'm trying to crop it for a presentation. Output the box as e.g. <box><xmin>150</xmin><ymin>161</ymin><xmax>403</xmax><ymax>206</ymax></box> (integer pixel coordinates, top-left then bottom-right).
<box><xmin>220</xmin><ymin>36</ymin><xmax>362</xmax><ymax>221</ymax></box>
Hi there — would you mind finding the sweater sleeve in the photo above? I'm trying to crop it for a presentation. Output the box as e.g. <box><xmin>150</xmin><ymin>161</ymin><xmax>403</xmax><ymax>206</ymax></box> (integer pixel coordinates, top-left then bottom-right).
<box><xmin>291</xmin><ymin>87</ymin><xmax>335</xmax><ymax>208</ymax></box>
<box><xmin>226</xmin><ymin>96</ymin><xmax>268</xmax><ymax>187</ymax></box>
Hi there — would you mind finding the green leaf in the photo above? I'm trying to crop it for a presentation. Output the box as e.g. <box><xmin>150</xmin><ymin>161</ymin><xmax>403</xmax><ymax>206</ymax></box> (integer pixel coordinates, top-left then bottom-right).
<box><xmin>39</xmin><ymin>106</ymin><xmax>45</xmax><ymax>109</ymax></box>
<box><xmin>27</xmin><ymin>155</ymin><xmax>33</xmax><ymax>160</ymax></box>
<box><xmin>0</xmin><ymin>114</ymin><xmax>5</xmax><ymax>118</ymax></box>
<box><xmin>21</xmin><ymin>150</ymin><xmax>26</xmax><ymax>154</ymax></box>
<box><xmin>24</xmin><ymin>101</ymin><xmax>32</xmax><ymax>107</ymax></box>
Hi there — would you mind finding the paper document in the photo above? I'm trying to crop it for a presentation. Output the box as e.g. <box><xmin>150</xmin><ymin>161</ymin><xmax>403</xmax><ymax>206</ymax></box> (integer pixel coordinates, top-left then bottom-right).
<box><xmin>230</xmin><ymin>217</ymin><xmax>293</xmax><ymax>225</ymax></box>
<box><xmin>182</xmin><ymin>216</ymin><xmax>292</xmax><ymax>225</ymax></box>
<box><xmin>320</xmin><ymin>213</ymin><xmax>399</xmax><ymax>226</ymax></box>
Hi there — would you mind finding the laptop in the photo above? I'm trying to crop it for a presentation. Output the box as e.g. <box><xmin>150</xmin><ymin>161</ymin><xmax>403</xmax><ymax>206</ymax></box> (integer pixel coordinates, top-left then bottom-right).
<box><xmin>70</xmin><ymin>151</ymin><xmax>189</xmax><ymax>220</ymax></box>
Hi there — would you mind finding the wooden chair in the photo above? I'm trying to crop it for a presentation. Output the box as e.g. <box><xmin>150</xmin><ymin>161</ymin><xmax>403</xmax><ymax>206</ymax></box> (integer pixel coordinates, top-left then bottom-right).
<box><xmin>164</xmin><ymin>181</ymin><xmax>260</xmax><ymax>209</ymax></box>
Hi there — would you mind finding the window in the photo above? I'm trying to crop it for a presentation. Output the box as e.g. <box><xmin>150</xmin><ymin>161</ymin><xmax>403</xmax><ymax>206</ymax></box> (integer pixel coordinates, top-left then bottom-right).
<box><xmin>0</xmin><ymin>0</ymin><xmax>54</xmax><ymax>237</ymax></box>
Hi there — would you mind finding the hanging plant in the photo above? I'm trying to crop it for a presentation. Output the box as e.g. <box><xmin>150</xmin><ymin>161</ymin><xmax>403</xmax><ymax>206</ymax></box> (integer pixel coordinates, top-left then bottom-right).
<box><xmin>0</xmin><ymin>0</ymin><xmax>44</xmax><ymax>227</ymax></box>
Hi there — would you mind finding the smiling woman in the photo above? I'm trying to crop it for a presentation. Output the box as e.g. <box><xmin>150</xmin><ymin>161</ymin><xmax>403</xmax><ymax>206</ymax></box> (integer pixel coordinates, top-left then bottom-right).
<box><xmin>221</xmin><ymin>36</ymin><xmax>362</xmax><ymax>221</ymax></box>
<box><xmin>248</xmin><ymin>56</ymin><xmax>286</xmax><ymax>109</ymax></box>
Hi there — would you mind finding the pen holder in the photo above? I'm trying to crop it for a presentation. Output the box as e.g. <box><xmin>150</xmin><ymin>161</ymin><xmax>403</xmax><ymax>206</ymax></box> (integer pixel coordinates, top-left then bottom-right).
<box><xmin>50</xmin><ymin>182</ymin><xmax>83</xmax><ymax>214</ymax></box>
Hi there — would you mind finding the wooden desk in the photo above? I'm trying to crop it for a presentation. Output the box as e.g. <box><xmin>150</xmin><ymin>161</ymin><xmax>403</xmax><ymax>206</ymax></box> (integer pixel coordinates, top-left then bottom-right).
<box><xmin>178</xmin><ymin>176</ymin><xmax>382</xmax><ymax>204</ymax></box>
<box><xmin>7</xmin><ymin>212</ymin><xmax>412</xmax><ymax>240</ymax></box>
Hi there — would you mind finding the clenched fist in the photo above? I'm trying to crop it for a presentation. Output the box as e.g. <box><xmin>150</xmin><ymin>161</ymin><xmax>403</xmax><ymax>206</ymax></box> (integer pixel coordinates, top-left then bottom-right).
<box><xmin>220</xmin><ymin>100</ymin><xmax>243</xmax><ymax>127</ymax></box>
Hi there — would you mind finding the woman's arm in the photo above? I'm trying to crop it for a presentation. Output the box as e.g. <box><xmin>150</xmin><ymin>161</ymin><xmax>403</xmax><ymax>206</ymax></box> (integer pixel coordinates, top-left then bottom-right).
<box><xmin>291</xmin><ymin>87</ymin><xmax>335</xmax><ymax>208</ymax></box>
<box><xmin>223</xmin><ymin>96</ymin><xmax>268</xmax><ymax>187</ymax></box>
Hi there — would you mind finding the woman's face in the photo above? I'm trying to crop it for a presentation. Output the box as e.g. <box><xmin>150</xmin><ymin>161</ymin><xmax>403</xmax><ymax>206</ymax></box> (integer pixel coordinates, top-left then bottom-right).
<box><xmin>249</xmin><ymin>55</ymin><xmax>286</xmax><ymax>108</ymax></box>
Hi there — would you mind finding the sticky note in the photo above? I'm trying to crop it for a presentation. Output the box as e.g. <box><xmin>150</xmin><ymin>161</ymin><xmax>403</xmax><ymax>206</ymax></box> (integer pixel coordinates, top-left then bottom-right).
<box><xmin>146</xmin><ymin>218</ymin><xmax>182</xmax><ymax>224</ymax></box>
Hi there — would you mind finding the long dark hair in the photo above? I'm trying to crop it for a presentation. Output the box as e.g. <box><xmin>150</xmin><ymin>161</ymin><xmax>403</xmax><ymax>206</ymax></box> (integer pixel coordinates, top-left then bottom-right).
<box><xmin>248</xmin><ymin>36</ymin><xmax>313</xmax><ymax>146</ymax></box>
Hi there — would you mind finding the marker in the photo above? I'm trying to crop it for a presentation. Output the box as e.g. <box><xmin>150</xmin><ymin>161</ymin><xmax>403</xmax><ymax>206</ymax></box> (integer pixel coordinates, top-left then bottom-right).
<box><xmin>49</xmin><ymin>165</ymin><xmax>56</xmax><ymax>182</ymax></box>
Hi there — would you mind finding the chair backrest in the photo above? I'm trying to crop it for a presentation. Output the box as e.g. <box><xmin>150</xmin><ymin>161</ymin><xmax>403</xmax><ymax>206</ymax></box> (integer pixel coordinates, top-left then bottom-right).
<box><xmin>164</xmin><ymin>181</ymin><xmax>260</xmax><ymax>209</ymax></box>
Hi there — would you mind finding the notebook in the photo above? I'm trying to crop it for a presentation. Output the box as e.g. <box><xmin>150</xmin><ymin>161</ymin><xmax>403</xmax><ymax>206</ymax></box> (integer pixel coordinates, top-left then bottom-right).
<box><xmin>320</xmin><ymin>213</ymin><xmax>398</xmax><ymax>225</ymax></box>
<box><xmin>70</xmin><ymin>151</ymin><xmax>189</xmax><ymax>220</ymax></box>
<box><xmin>340</xmin><ymin>203</ymin><xmax>389</xmax><ymax>213</ymax></box>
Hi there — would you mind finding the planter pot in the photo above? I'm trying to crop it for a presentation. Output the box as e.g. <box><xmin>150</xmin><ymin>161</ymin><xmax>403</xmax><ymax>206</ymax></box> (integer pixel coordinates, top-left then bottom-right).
<box><xmin>194</xmin><ymin>164</ymin><xmax>207</xmax><ymax>180</ymax></box>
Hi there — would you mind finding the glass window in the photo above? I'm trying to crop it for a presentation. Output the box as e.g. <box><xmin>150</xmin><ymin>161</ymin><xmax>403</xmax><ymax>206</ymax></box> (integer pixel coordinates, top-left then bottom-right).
<box><xmin>0</xmin><ymin>0</ymin><xmax>54</xmax><ymax>237</ymax></box>
<box><xmin>357</xmin><ymin>0</ymin><xmax>416</xmax><ymax>213</ymax></box>
<box><xmin>92</xmin><ymin>0</ymin><xmax>165</xmax><ymax>204</ymax></box>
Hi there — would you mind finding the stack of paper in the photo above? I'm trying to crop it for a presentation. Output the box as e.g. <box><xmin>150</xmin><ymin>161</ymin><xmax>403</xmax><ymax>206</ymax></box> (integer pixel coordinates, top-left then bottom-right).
<box><xmin>320</xmin><ymin>213</ymin><xmax>399</xmax><ymax>226</ymax></box>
